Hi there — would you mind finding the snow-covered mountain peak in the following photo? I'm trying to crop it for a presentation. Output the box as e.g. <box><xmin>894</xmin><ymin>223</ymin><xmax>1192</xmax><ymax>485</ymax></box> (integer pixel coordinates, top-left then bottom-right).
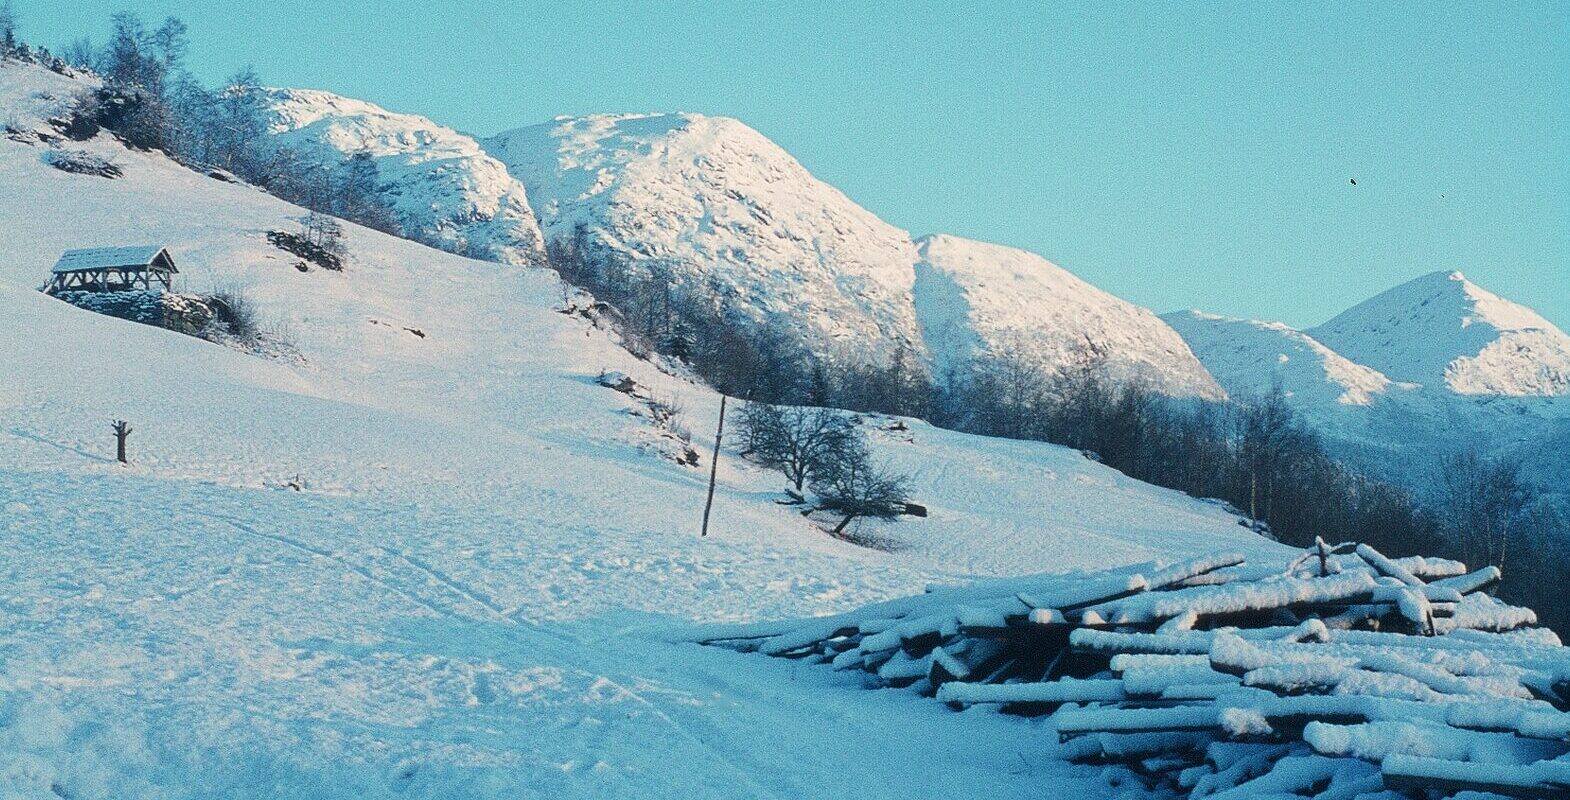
<box><xmin>912</xmin><ymin>234</ymin><xmax>1224</xmax><ymax>399</ymax></box>
<box><xmin>483</xmin><ymin>112</ymin><xmax>928</xmax><ymax>369</ymax></box>
<box><xmin>1162</xmin><ymin>310</ymin><xmax>1395</xmax><ymax>407</ymax></box>
<box><xmin>255</xmin><ymin>87</ymin><xmax>546</xmax><ymax>265</ymax></box>
<box><xmin>260</xmin><ymin>87</ymin><xmax>446</xmax><ymax>146</ymax></box>
<box><xmin>1309</xmin><ymin>270</ymin><xmax>1570</xmax><ymax>396</ymax></box>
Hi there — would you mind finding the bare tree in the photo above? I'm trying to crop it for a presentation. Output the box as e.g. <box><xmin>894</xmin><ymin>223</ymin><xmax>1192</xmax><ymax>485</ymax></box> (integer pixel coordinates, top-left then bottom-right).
<box><xmin>210</xmin><ymin>66</ymin><xmax>266</xmax><ymax>175</ymax></box>
<box><xmin>810</xmin><ymin>437</ymin><xmax>911</xmax><ymax>536</ymax></box>
<box><xmin>60</xmin><ymin>37</ymin><xmax>97</xmax><ymax>70</ymax></box>
<box><xmin>302</xmin><ymin>211</ymin><xmax>345</xmax><ymax>258</ymax></box>
<box><xmin>1232</xmin><ymin>384</ymin><xmax>1318</xmax><ymax>525</ymax></box>
<box><xmin>1437</xmin><ymin>449</ymin><xmax>1533</xmax><ymax>571</ymax></box>
<box><xmin>961</xmin><ymin>341</ymin><xmax>1052</xmax><ymax>440</ymax></box>
<box><xmin>150</xmin><ymin>16</ymin><xmax>188</xmax><ymax>70</ymax></box>
<box><xmin>335</xmin><ymin>150</ymin><xmax>401</xmax><ymax>235</ymax></box>
<box><xmin>738</xmin><ymin>403</ymin><xmax>858</xmax><ymax>492</ymax></box>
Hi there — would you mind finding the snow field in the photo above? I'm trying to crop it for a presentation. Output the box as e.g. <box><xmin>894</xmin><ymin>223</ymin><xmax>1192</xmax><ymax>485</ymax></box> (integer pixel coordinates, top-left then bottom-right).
<box><xmin>0</xmin><ymin>60</ymin><xmax>1280</xmax><ymax>798</ymax></box>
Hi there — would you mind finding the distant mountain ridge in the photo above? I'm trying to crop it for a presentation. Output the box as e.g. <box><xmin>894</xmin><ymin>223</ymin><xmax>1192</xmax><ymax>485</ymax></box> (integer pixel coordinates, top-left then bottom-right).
<box><xmin>1169</xmin><ymin>272</ymin><xmax>1569</xmax><ymax>496</ymax></box>
<box><xmin>483</xmin><ymin>112</ymin><xmax>929</xmax><ymax>371</ymax></box>
<box><xmin>244</xmin><ymin>86</ymin><xmax>1567</xmax><ymax>494</ymax></box>
<box><xmin>1162</xmin><ymin>311</ymin><xmax>1398</xmax><ymax>408</ymax></box>
<box><xmin>915</xmin><ymin>234</ymin><xmax>1222</xmax><ymax>398</ymax></box>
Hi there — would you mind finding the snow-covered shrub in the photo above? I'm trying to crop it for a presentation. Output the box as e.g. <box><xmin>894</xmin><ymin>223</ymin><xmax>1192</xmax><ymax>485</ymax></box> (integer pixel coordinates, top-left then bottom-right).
<box><xmin>40</xmin><ymin>148</ymin><xmax>120</xmax><ymax>177</ymax></box>
<box><xmin>646</xmin><ymin>394</ymin><xmax>690</xmax><ymax>443</ymax></box>
<box><xmin>204</xmin><ymin>286</ymin><xmax>260</xmax><ymax>341</ymax></box>
<box><xmin>50</xmin><ymin>287</ymin><xmax>268</xmax><ymax>349</ymax></box>
<box><xmin>596</xmin><ymin>369</ymin><xmax>637</xmax><ymax>393</ymax></box>
<box><xmin>271</xmin><ymin>213</ymin><xmax>348</xmax><ymax>270</ymax></box>
<box><xmin>50</xmin><ymin>85</ymin><xmax>154</xmax><ymax>144</ymax></box>
<box><xmin>267</xmin><ymin>229</ymin><xmax>344</xmax><ymax>271</ymax></box>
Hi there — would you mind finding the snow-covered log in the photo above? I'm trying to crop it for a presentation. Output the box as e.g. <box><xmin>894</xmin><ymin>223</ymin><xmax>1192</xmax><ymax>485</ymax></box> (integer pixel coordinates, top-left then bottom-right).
<box><xmin>936</xmin><ymin>677</ymin><xmax>1126</xmax><ymax>706</ymax></box>
<box><xmin>693</xmin><ymin>542</ymin><xmax>1568</xmax><ymax>798</ymax></box>
<box><xmin>1381</xmin><ymin>754</ymin><xmax>1570</xmax><ymax>797</ymax></box>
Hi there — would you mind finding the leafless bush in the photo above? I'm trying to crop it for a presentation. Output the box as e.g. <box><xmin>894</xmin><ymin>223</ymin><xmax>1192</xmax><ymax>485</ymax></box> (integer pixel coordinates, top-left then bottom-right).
<box><xmin>647</xmin><ymin>394</ymin><xmax>690</xmax><ymax>442</ymax></box>
<box><xmin>202</xmin><ymin>283</ymin><xmax>260</xmax><ymax>342</ymax></box>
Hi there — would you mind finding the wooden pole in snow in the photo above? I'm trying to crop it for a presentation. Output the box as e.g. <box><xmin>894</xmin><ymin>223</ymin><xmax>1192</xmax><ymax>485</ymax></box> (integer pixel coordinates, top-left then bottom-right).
<box><xmin>700</xmin><ymin>395</ymin><xmax>726</xmax><ymax>537</ymax></box>
<box><xmin>112</xmin><ymin>419</ymin><xmax>131</xmax><ymax>464</ymax></box>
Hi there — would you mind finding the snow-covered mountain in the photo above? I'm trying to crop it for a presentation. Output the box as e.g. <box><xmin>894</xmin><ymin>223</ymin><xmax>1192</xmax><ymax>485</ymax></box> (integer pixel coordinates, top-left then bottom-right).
<box><xmin>1168</xmin><ymin>274</ymin><xmax>1570</xmax><ymax>496</ymax></box>
<box><xmin>915</xmin><ymin>234</ymin><xmax>1222</xmax><ymax>398</ymax></box>
<box><xmin>1308</xmin><ymin>270</ymin><xmax>1570</xmax><ymax>398</ymax></box>
<box><xmin>483</xmin><ymin>114</ymin><xmax>1222</xmax><ymax>396</ymax></box>
<box><xmin>255</xmin><ymin>87</ymin><xmax>547</xmax><ymax>265</ymax></box>
<box><xmin>483</xmin><ymin>112</ymin><xmax>927</xmax><ymax>370</ymax></box>
<box><xmin>1162</xmin><ymin>310</ymin><xmax>1399</xmax><ymax>408</ymax></box>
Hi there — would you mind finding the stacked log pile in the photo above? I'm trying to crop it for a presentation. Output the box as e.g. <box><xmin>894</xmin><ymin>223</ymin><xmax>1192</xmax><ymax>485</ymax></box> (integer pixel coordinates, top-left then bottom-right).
<box><xmin>691</xmin><ymin>541</ymin><xmax>1570</xmax><ymax>798</ymax></box>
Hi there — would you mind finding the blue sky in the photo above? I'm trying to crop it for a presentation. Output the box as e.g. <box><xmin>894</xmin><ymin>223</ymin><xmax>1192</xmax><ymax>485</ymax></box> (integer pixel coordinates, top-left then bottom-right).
<box><xmin>18</xmin><ymin>1</ymin><xmax>1569</xmax><ymax>329</ymax></box>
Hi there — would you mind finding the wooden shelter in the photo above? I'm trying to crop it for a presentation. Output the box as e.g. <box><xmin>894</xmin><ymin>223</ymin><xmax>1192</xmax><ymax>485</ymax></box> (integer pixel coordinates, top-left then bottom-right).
<box><xmin>43</xmin><ymin>246</ymin><xmax>178</xmax><ymax>294</ymax></box>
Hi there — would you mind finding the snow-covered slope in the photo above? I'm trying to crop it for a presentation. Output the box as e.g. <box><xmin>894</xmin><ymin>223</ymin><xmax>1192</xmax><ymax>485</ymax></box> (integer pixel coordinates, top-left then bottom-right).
<box><xmin>0</xmin><ymin>60</ymin><xmax>1281</xmax><ymax>797</ymax></box>
<box><xmin>1308</xmin><ymin>270</ymin><xmax>1570</xmax><ymax>397</ymax></box>
<box><xmin>256</xmin><ymin>87</ymin><xmax>546</xmax><ymax>265</ymax></box>
<box><xmin>915</xmin><ymin>234</ymin><xmax>1222</xmax><ymax>397</ymax></box>
<box><xmin>484</xmin><ymin>113</ymin><xmax>927</xmax><ymax>370</ymax></box>
<box><xmin>1163</xmin><ymin>310</ymin><xmax>1397</xmax><ymax>407</ymax></box>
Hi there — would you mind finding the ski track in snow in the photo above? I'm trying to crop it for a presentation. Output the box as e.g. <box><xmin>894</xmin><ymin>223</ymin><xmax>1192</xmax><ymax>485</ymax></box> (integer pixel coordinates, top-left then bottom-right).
<box><xmin>197</xmin><ymin>510</ymin><xmax>514</xmax><ymax>624</ymax></box>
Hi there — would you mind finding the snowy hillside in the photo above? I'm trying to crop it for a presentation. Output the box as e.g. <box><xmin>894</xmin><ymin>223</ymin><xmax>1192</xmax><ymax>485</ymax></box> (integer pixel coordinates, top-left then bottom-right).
<box><xmin>1309</xmin><ymin>270</ymin><xmax>1570</xmax><ymax>398</ymax></box>
<box><xmin>1162</xmin><ymin>310</ymin><xmax>1398</xmax><ymax>407</ymax></box>
<box><xmin>0</xmin><ymin>59</ymin><xmax>1283</xmax><ymax>797</ymax></box>
<box><xmin>255</xmin><ymin>87</ymin><xmax>547</xmax><ymax>265</ymax></box>
<box><xmin>484</xmin><ymin>113</ymin><xmax>928</xmax><ymax>370</ymax></box>
<box><xmin>916</xmin><ymin>234</ymin><xmax>1222</xmax><ymax>398</ymax></box>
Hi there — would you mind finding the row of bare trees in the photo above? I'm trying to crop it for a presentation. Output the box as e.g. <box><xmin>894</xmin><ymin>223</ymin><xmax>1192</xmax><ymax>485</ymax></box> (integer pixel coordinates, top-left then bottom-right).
<box><xmin>947</xmin><ymin>346</ymin><xmax>1569</xmax><ymax>631</ymax></box>
<box><xmin>1431</xmin><ymin>451</ymin><xmax>1567</xmax><ymax>632</ymax></box>
<box><xmin>547</xmin><ymin>223</ymin><xmax>1435</xmax><ymax>541</ymax></box>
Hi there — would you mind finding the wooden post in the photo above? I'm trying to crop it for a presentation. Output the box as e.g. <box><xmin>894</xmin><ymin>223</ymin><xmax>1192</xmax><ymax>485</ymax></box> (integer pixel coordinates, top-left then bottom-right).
<box><xmin>700</xmin><ymin>395</ymin><xmax>726</xmax><ymax>537</ymax></box>
<box><xmin>111</xmin><ymin>419</ymin><xmax>131</xmax><ymax>464</ymax></box>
